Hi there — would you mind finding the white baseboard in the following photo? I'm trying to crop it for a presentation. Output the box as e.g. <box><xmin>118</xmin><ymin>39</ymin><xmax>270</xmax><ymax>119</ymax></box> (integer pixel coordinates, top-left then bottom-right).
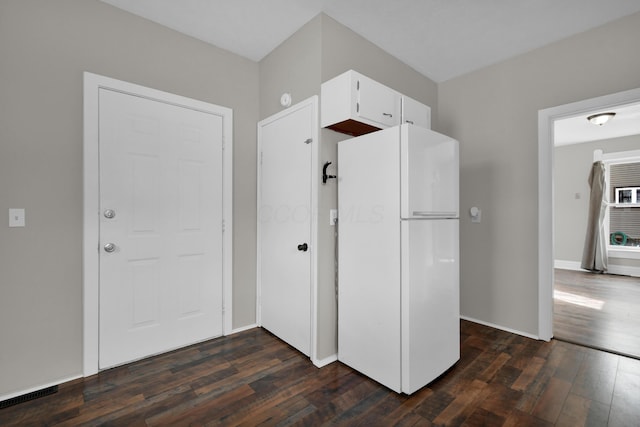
<box><xmin>554</xmin><ymin>260</ymin><xmax>584</xmax><ymax>271</ymax></box>
<box><xmin>0</xmin><ymin>374</ymin><xmax>82</xmax><ymax>404</ymax></box>
<box><xmin>607</xmin><ymin>265</ymin><xmax>640</xmax><ymax>277</ymax></box>
<box><xmin>230</xmin><ymin>323</ymin><xmax>258</xmax><ymax>335</ymax></box>
<box><xmin>461</xmin><ymin>316</ymin><xmax>540</xmax><ymax>341</ymax></box>
<box><xmin>229</xmin><ymin>324</ymin><xmax>339</xmax><ymax>369</ymax></box>
<box><xmin>312</xmin><ymin>354</ymin><xmax>338</xmax><ymax>368</ymax></box>
<box><xmin>554</xmin><ymin>259</ymin><xmax>640</xmax><ymax>277</ymax></box>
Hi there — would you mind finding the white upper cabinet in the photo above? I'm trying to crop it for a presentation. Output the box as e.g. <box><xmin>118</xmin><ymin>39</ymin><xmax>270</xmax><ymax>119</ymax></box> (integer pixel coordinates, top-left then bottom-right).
<box><xmin>321</xmin><ymin>70</ymin><xmax>401</xmax><ymax>136</ymax></box>
<box><xmin>356</xmin><ymin>74</ymin><xmax>401</xmax><ymax>129</ymax></box>
<box><xmin>401</xmin><ymin>95</ymin><xmax>431</xmax><ymax>129</ymax></box>
<box><xmin>321</xmin><ymin>70</ymin><xmax>432</xmax><ymax>137</ymax></box>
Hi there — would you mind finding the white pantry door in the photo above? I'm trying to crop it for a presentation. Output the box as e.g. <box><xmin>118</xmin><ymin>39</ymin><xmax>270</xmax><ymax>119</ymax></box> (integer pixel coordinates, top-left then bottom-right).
<box><xmin>258</xmin><ymin>99</ymin><xmax>316</xmax><ymax>357</ymax></box>
<box><xmin>98</xmin><ymin>89</ymin><xmax>224</xmax><ymax>369</ymax></box>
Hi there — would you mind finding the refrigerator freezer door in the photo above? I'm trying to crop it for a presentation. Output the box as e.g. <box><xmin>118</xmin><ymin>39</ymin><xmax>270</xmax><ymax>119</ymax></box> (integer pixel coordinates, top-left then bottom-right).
<box><xmin>400</xmin><ymin>124</ymin><xmax>459</xmax><ymax>219</ymax></box>
<box><xmin>401</xmin><ymin>219</ymin><xmax>460</xmax><ymax>394</ymax></box>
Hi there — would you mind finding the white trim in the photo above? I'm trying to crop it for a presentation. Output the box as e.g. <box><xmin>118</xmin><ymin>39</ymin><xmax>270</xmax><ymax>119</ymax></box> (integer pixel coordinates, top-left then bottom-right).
<box><xmin>554</xmin><ymin>260</ymin><xmax>584</xmax><ymax>271</ymax></box>
<box><xmin>309</xmin><ymin>96</ymin><xmax>320</xmax><ymax>368</ymax></box>
<box><xmin>313</xmin><ymin>354</ymin><xmax>338</xmax><ymax>368</ymax></box>
<box><xmin>554</xmin><ymin>259</ymin><xmax>640</xmax><ymax>277</ymax></box>
<box><xmin>460</xmin><ymin>316</ymin><xmax>540</xmax><ymax>340</ymax></box>
<box><xmin>538</xmin><ymin>86</ymin><xmax>640</xmax><ymax>343</ymax></box>
<box><xmin>609</xmin><ymin>248</ymin><xmax>640</xmax><ymax>260</ymax></box>
<box><xmin>0</xmin><ymin>374</ymin><xmax>82</xmax><ymax>403</ymax></box>
<box><xmin>608</xmin><ymin>264</ymin><xmax>640</xmax><ymax>277</ymax></box>
<box><xmin>256</xmin><ymin>96</ymin><xmax>320</xmax><ymax>364</ymax></box>
<box><xmin>538</xmin><ymin>108</ymin><xmax>555</xmax><ymax>342</ymax></box>
<box><xmin>83</xmin><ymin>72</ymin><xmax>233</xmax><ymax>377</ymax></box>
<box><xmin>599</xmin><ymin>149</ymin><xmax>640</xmax><ymax>164</ymax></box>
<box><xmin>230</xmin><ymin>323</ymin><xmax>259</xmax><ymax>335</ymax></box>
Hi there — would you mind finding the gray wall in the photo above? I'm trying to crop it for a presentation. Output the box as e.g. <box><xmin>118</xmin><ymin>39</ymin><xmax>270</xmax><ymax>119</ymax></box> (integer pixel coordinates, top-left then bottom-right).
<box><xmin>259</xmin><ymin>16</ymin><xmax>322</xmax><ymax>119</ymax></box>
<box><xmin>555</xmin><ymin>135</ymin><xmax>640</xmax><ymax>263</ymax></box>
<box><xmin>438</xmin><ymin>12</ymin><xmax>640</xmax><ymax>335</ymax></box>
<box><xmin>258</xmin><ymin>14</ymin><xmax>438</xmax><ymax>360</ymax></box>
<box><xmin>0</xmin><ymin>0</ymin><xmax>259</xmax><ymax>397</ymax></box>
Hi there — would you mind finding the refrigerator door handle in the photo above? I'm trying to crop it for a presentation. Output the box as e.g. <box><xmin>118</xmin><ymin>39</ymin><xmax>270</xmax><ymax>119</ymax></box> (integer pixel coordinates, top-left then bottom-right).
<box><xmin>412</xmin><ymin>211</ymin><xmax>457</xmax><ymax>218</ymax></box>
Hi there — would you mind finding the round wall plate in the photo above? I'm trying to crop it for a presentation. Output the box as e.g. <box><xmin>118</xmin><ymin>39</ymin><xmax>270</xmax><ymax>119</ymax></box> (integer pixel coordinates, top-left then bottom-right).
<box><xmin>280</xmin><ymin>93</ymin><xmax>292</xmax><ymax>107</ymax></box>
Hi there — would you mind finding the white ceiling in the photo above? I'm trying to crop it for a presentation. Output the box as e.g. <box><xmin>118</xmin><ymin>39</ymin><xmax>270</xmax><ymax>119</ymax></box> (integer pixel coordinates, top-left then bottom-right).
<box><xmin>100</xmin><ymin>0</ymin><xmax>640</xmax><ymax>83</ymax></box>
<box><xmin>555</xmin><ymin>103</ymin><xmax>640</xmax><ymax>146</ymax></box>
<box><xmin>100</xmin><ymin>0</ymin><xmax>640</xmax><ymax>144</ymax></box>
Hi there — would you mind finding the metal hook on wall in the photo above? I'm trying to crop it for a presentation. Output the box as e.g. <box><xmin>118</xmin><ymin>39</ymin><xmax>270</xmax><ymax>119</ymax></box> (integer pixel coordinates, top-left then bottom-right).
<box><xmin>322</xmin><ymin>161</ymin><xmax>336</xmax><ymax>184</ymax></box>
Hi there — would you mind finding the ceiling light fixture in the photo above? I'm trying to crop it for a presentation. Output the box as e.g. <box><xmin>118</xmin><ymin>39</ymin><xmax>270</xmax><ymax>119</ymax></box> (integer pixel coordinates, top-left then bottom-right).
<box><xmin>587</xmin><ymin>112</ymin><xmax>616</xmax><ymax>126</ymax></box>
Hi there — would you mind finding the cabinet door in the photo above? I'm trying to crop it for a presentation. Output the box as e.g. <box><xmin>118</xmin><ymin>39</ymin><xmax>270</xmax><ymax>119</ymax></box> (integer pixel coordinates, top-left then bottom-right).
<box><xmin>402</xmin><ymin>96</ymin><xmax>431</xmax><ymax>129</ymax></box>
<box><xmin>357</xmin><ymin>75</ymin><xmax>401</xmax><ymax>128</ymax></box>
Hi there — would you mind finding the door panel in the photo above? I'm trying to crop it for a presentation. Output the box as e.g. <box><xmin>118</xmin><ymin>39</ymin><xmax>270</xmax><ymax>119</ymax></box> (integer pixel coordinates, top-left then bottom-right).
<box><xmin>258</xmin><ymin>102</ymin><xmax>314</xmax><ymax>356</ymax></box>
<box><xmin>400</xmin><ymin>125</ymin><xmax>459</xmax><ymax>219</ymax></box>
<box><xmin>337</xmin><ymin>129</ymin><xmax>402</xmax><ymax>392</ymax></box>
<box><xmin>401</xmin><ymin>219</ymin><xmax>460</xmax><ymax>393</ymax></box>
<box><xmin>99</xmin><ymin>89</ymin><xmax>223</xmax><ymax>369</ymax></box>
<box><xmin>401</xmin><ymin>96</ymin><xmax>431</xmax><ymax>129</ymax></box>
<box><xmin>357</xmin><ymin>75</ymin><xmax>401</xmax><ymax>128</ymax></box>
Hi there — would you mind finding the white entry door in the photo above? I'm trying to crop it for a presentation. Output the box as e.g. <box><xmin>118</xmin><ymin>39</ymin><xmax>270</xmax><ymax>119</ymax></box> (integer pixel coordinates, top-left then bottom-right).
<box><xmin>258</xmin><ymin>98</ymin><xmax>318</xmax><ymax>357</ymax></box>
<box><xmin>98</xmin><ymin>89</ymin><xmax>224</xmax><ymax>369</ymax></box>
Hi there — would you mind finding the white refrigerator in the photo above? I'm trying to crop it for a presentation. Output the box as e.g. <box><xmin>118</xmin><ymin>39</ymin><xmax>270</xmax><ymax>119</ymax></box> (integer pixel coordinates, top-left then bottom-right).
<box><xmin>338</xmin><ymin>123</ymin><xmax>460</xmax><ymax>394</ymax></box>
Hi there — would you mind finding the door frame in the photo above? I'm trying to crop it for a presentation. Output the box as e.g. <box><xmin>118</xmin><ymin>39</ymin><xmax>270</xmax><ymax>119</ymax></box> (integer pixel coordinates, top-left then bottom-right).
<box><xmin>537</xmin><ymin>86</ymin><xmax>640</xmax><ymax>341</ymax></box>
<box><xmin>256</xmin><ymin>96</ymin><xmax>319</xmax><ymax>365</ymax></box>
<box><xmin>82</xmin><ymin>72</ymin><xmax>233</xmax><ymax>376</ymax></box>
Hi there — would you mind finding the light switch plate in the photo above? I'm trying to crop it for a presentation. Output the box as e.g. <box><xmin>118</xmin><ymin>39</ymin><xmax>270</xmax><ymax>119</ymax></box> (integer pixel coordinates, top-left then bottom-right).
<box><xmin>9</xmin><ymin>208</ymin><xmax>25</xmax><ymax>227</ymax></box>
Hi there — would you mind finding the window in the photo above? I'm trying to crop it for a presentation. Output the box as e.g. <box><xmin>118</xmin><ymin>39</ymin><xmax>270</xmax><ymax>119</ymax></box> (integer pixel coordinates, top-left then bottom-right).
<box><xmin>608</xmin><ymin>161</ymin><xmax>640</xmax><ymax>248</ymax></box>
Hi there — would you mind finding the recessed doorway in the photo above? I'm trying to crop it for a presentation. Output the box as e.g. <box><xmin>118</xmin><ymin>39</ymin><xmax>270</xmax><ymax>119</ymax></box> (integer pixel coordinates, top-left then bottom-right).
<box><xmin>539</xmin><ymin>88</ymin><xmax>640</xmax><ymax>357</ymax></box>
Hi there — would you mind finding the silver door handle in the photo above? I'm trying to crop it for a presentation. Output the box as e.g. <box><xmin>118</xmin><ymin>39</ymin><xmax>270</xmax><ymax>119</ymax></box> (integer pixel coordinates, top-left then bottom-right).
<box><xmin>104</xmin><ymin>243</ymin><xmax>116</xmax><ymax>253</ymax></box>
<box><xmin>412</xmin><ymin>211</ymin><xmax>457</xmax><ymax>218</ymax></box>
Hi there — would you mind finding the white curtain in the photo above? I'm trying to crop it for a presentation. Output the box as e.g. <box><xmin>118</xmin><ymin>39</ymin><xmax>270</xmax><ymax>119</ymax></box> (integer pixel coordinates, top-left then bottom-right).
<box><xmin>581</xmin><ymin>161</ymin><xmax>607</xmax><ymax>272</ymax></box>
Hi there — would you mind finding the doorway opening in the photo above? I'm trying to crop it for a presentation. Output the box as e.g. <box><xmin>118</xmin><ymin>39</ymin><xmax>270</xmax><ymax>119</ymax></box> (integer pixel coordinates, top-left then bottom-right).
<box><xmin>538</xmin><ymin>87</ymin><xmax>640</xmax><ymax>357</ymax></box>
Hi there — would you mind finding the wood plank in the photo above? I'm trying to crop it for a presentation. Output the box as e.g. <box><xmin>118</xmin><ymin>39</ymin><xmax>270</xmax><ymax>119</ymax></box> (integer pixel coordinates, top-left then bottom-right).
<box><xmin>432</xmin><ymin>379</ymin><xmax>488</xmax><ymax>425</ymax></box>
<box><xmin>555</xmin><ymin>393</ymin><xmax>592</xmax><ymax>427</ymax></box>
<box><xmin>511</xmin><ymin>356</ymin><xmax>545</xmax><ymax>391</ymax></box>
<box><xmin>554</xmin><ymin>268</ymin><xmax>640</xmax><ymax>359</ymax></box>
<box><xmin>531</xmin><ymin>377</ymin><xmax>573</xmax><ymax>423</ymax></box>
<box><xmin>1</xmin><ymin>321</ymin><xmax>634</xmax><ymax>426</ymax></box>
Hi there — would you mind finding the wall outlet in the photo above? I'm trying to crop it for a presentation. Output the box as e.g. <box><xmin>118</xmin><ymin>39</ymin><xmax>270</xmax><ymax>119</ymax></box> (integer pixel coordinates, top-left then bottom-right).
<box><xmin>9</xmin><ymin>208</ymin><xmax>25</xmax><ymax>227</ymax></box>
<box><xmin>330</xmin><ymin>209</ymin><xmax>338</xmax><ymax>225</ymax></box>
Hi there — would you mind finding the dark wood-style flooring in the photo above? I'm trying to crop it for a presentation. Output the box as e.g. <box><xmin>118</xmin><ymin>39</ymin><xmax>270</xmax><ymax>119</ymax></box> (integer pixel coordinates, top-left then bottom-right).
<box><xmin>2</xmin><ymin>320</ymin><xmax>640</xmax><ymax>426</ymax></box>
<box><xmin>554</xmin><ymin>268</ymin><xmax>640</xmax><ymax>359</ymax></box>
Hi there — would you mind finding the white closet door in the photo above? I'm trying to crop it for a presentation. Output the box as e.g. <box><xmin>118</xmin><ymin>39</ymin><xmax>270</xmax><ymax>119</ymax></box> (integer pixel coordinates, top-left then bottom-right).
<box><xmin>258</xmin><ymin>100</ymin><xmax>315</xmax><ymax>357</ymax></box>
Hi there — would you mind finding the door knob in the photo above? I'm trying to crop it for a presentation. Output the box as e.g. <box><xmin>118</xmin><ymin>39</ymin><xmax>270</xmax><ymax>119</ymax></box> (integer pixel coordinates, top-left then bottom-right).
<box><xmin>297</xmin><ymin>243</ymin><xmax>308</xmax><ymax>252</ymax></box>
<box><xmin>104</xmin><ymin>243</ymin><xmax>116</xmax><ymax>253</ymax></box>
<box><xmin>104</xmin><ymin>209</ymin><xmax>116</xmax><ymax>219</ymax></box>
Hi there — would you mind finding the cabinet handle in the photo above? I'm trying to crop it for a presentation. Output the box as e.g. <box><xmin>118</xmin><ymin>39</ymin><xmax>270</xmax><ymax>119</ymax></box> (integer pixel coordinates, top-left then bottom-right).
<box><xmin>405</xmin><ymin>120</ymin><xmax>414</xmax><ymax>124</ymax></box>
<box><xmin>383</xmin><ymin>113</ymin><xmax>393</xmax><ymax>117</ymax></box>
